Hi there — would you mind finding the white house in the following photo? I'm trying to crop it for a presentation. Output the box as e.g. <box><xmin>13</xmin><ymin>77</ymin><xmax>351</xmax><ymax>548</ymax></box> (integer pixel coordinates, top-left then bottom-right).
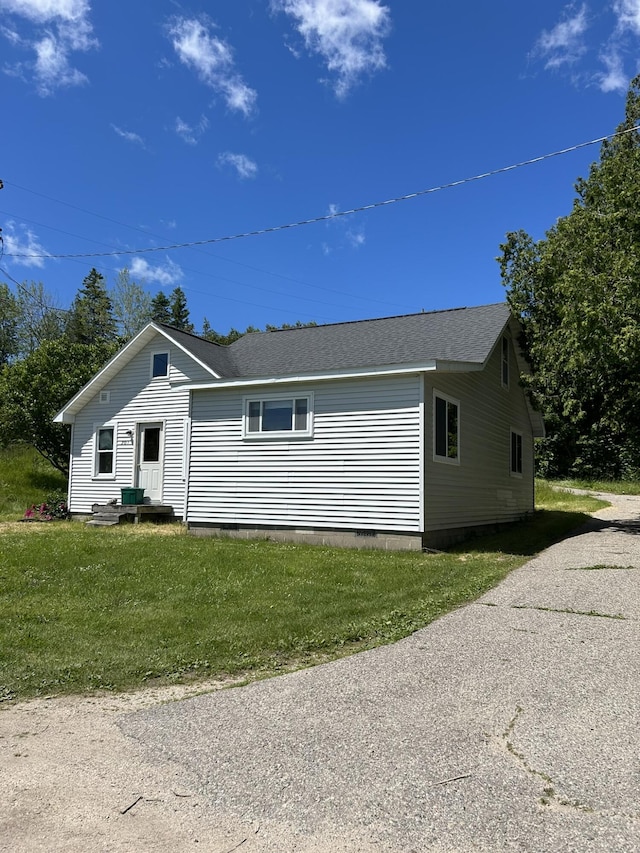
<box><xmin>54</xmin><ymin>303</ymin><xmax>544</xmax><ymax>549</ymax></box>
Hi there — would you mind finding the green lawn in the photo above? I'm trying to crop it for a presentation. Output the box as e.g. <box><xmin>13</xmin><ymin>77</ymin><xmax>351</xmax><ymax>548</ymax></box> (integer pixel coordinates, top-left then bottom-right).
<box><xmin>0</xmin><ymin>480</ymin><xmax>606</xmax><ymax>702</ymax></box>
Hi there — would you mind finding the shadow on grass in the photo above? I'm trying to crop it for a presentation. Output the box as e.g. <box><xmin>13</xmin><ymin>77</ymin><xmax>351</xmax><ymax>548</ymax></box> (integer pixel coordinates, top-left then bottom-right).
<box><xmin>27</xmin><ymin>466</ymin><xmax>67</xmax><ymax>493</ymax></box>
<box><xmin>452</xmin><ymin>510</ymin><xmax>592</xmax><ymax>557</ymax></box>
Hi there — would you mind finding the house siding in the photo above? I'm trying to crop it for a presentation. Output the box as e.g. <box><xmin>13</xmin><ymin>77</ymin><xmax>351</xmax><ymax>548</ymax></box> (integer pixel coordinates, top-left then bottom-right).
<box><xmin>188</xmin><ymin>375</ymin><xmax>423</xmax><ymax>532</ymax></box>
<box><xmin>67</xmin><ymin>338</ymin><xmax>212</xmax><ymax>515</ymax></box>
<box><xmin>423</xmin><ymin>334</ymin><xmax>534</xmax><ymax>533</ymax></box>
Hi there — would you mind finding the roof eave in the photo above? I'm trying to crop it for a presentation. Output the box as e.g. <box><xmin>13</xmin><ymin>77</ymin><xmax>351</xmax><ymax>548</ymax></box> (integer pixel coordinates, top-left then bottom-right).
<box><xmin>181</xmin><ymin>359</ymin><xmax>486</xmax><ymax>391</ymax></box>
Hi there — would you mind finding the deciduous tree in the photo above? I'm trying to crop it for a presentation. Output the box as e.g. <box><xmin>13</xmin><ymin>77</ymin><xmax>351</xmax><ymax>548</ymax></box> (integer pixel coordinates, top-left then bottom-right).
<box><xmin>499</xmin><ymin>75</ymin><xmax>640</xmax><ymax>478</ymax></box>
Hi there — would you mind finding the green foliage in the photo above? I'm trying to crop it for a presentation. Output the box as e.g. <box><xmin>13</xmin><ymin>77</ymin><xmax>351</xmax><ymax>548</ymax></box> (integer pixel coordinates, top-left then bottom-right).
<box><xmin>201</xmin><ymin>318</ymin><xmax>318</xmax><ymax>345</ymax></box>
<box><xmin>0</xmin><ymin>339</ymin><xmax>118</xmax><ymax>475</ymax></box>
<box><xmin>150</xmin><ymin>290</ymin><xmax>171</xmax><ymax>324</ymax></box>
<box><xmin>499</xmin><ymin>75</ymin><xmax>640</xmax><ymax>479</ymax></box>
<box><xmin>66</xmin><ymin>268</ymin><xmax>118</xmax><ymax>345</ymax></box>
<box><xmin>0</xmin><ymin>283</ymin><xmax>19</xmax><ymax>364</ymax></box>
<box><xmin>24</xmin><ymin>490</ymin><xmax>70</xmax><ymax>521</ymax></box>
<box><xmin>168</xmin><ymin>286</ymin><xmax>193</xmax><ymax>331</ymax></box>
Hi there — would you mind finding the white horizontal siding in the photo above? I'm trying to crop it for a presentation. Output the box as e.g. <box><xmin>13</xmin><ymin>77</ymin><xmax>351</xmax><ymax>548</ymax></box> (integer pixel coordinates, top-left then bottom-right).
<box><xmin>424</xmin><ymin>335</ymin><xmax>534</xmax><ymax>531</ymax></box>
<box><xmin>188</xmin><ymin>376</ymin><xmax>422</xmax><ymax>532</ymax></box>
<box><xmin>68</xmin><ymin>336</ymin><xmax>212</xmax><ymax>515</ymax></box>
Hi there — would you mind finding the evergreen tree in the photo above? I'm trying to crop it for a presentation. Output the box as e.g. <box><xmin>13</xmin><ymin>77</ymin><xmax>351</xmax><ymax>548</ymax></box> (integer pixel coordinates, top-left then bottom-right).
<box><xmin>151</xmin><ymin>291</ymin><xmax>171</xmax><ymax>324</ymax></box>
<box><xmin>66</xmin><ymin>269</ymin><xmax>117</xmax><ymax>345</ymax></box>
<box><xmin>169</xmin><ymin>286</ymin><xmax>193</xmax><ymax>332</ymax></box>
<box><xmin>499</xmin><ymin>75</ymin><xmax>640</xmax><ymax>479</ymax></box>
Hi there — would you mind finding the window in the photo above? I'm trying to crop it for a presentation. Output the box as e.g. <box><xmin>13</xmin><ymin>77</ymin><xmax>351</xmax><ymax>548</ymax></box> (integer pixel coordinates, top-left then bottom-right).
<box><xmin>95</xmin><ymin>425</ymin><xmax>115</xmax><ymax>476</ymax></box>
<box><xmin>501</xmin><ymin>336</ymin><xmax>510</xmax><ymax>389</ymax></box>
<box><xmin>434</xmin><ymin>392</ymin><xmax>459</xmax><ymax>463</ymax></box>
<box><xmin>244</xmin><ymin>394</ymin><xmax>313</xmax><ymax>438</ymax></box>
<box><xmin>152</xmin><ymin>351</ymin><xmax>169</xmax><ymax>378</ymax></box>
<box><xmin>511</xmin><ymin>430</ymin><xmax>523</xmax><ymax>476</ymax></box>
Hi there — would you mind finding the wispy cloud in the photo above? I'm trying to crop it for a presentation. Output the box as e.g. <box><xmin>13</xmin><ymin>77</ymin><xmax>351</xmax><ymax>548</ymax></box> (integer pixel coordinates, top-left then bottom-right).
<box><xmin>534</xmin><ymin>4</ymin><xmax>589</xmax><ymax>69</ymax></box>
<box><xmin>175</xmin><ymin>114</ymin><xmax>208</xmax><ymax>145</ymax></box>
<box><xmin>0</xmin><ymin>0</ymin><xmax>97</xmax><ymax>94</ymax></box>
<box><xmin>129</xmin><ymin>257</ymin><xmax>183</xmax><ymax>287</ymax></box>
<box><xmin>111</xmin><ymin>124</ymin><xmax>145</xmax><ymax>147</ymax></box>
<box><xmin>533</xmin><ymin>2</ymin><xmax>640</xmax><ymax>93</ymax></box>
<box><xmin>324</xmin><ymin>202</ymin><xmax>366</xmax><ymax>252</ymax></box>
<box><xmin>2</xmin><ymin>221</ymin><xmax>50</xmax><ymax>267</ymax></box>
<box><xmin>167</xmin><ymin>16</ymin><xmax>257</xmax><ymax>116</ymax></box>
<box><xmin>272</xmin><ymin>0</ymin><xmax>391</xmax><ymax>98</ymax></box>
<box><xmin>217</xmin><ymin>151</ymin><xmax>258</xmax><ymax>179</ymax></box>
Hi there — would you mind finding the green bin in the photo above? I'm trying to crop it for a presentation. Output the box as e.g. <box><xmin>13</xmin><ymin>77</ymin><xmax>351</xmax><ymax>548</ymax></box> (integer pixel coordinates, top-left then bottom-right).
<box><xmin>121</xmin><ymin>487</ymin><xmax>144</xmax><ymax>505</ymax></box>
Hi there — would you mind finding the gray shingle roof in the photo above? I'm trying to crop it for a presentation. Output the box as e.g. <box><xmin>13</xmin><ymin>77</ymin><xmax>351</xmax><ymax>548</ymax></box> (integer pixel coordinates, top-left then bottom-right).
<box><xmin>161</xmin><ymin>303</ymin><xmax>511</xmax><ymax>379</ymax></box>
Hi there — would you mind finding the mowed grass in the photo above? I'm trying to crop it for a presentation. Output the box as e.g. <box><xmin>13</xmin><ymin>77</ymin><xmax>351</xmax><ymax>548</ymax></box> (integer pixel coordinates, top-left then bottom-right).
<box><xmin>0</xmin><ymin>481</ymin><xmax>606</xmax><ymax>702</ymax></box>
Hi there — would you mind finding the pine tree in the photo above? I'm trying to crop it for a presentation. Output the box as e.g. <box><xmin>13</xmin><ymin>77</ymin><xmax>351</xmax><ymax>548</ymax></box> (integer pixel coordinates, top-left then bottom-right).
<box><xmin>150</xmin><ymin>291</ymin><xmax>171</xmax><ymax>325</ymax></box>
<box><xmin>66</xmin><ymin>269</ymin><xmax>117</xmax><ymax>345</ymax></box>
<box><xmin>169</xmin><ymin>286</ymin><xmax>193</xmax><ymax>332</ymax></box>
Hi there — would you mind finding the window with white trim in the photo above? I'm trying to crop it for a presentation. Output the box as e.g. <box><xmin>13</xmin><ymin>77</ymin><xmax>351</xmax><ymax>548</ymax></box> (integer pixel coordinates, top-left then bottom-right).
<box><xmin>94</xmin><ymin>424</ymin><xmax>116</xmax><ymax>477</ymax></box>
<box><xmin>510</xmin><ymin>429</ymin><xmax>523</xmax><ymax>476</ymax></box>
<box><xmin>434</xmin><ymin>392</ymin><xmax>459</xmax><ymax>463</ymax></box>
<box><xmin>501</xmin><ymin>336</ymin><xmax>510</xmax><ymax>389</ymax></box>
<box><xmin>151</xmin><ymin>351</ymin><xmax>169</xmax><ymax>378</ymax></box>
<box><xmin>243</xmin><ymin>394</ymin><xmax>313</xmax><ymax>438</ymax></box>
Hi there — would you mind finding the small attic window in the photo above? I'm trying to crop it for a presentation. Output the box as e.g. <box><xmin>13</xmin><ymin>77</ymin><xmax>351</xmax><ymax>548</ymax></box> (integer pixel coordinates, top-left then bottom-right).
<box><xmin>152</xmin><ymin>352</ymin><xmax>169</xmax><ymax>378</ymax></box>
<box><xmin>99</xmin><ymin>390</ymin><xmax>110</xmax><ymax>404</ymax></box>
<box><xmin>501</xmin><ymin>336</ymin><xmax>510</xmax><ymax>389</ymax></box>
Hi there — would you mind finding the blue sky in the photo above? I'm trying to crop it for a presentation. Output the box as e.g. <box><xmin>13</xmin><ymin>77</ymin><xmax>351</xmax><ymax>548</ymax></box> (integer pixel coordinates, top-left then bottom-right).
<box><xmin>1</xmin><ymin>1</ymin><xmax>639</xmax><ymax>335</ymax></box>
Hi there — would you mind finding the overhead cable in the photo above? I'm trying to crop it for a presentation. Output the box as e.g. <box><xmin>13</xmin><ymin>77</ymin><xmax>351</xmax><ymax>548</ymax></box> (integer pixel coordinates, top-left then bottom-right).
<box><xmin>4</xmin><ymin>125</ymin><xmax>639</xmax><ymax>262</ymax></box>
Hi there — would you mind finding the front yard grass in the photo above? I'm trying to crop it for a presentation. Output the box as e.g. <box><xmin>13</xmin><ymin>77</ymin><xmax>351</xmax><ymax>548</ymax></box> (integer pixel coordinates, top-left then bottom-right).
<box><xmin>0</xmin><ymin>482</ymin><xmax>606</xmax><ymax>702</ymax></box>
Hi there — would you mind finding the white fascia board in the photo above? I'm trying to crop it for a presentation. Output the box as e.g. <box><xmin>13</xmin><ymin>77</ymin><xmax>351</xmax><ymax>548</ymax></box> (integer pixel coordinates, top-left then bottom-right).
<box><xmin>53</xmin><ymin>323</ymin><xmax>221</xmax><ymax>423</ymax></box>
<box><xmin>181</xmin><ymin>359</ymin><xmax>481</xmax><ymax>392</ymax></box>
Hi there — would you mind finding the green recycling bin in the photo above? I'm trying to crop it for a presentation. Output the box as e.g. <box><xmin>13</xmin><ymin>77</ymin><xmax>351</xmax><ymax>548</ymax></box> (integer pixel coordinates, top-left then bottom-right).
<box><xmin>121</xmin><ymin>488</ymin><xmax>144</xmax><ymax>505</ymax></box>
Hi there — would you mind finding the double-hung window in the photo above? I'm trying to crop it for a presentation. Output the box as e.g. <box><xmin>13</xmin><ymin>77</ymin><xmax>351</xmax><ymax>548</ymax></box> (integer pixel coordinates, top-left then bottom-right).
<box><xmin>510</xmin><ymin>429</ymin><xmax>523</xmax><ymax>476</ymax></box>
<box><xmin>434</xmin><ymin>392</ymin><xmax>459</xmax><ymax>464</ymax></box>
<box><xmin>243</xmin><ymin>394</ymin><xmax>313</xmax><ymax>438</ymax></box>
<box><xmin>95</xmin><ymin>424</ymin><xmax>116</xmax><ymax>477</ymax></box>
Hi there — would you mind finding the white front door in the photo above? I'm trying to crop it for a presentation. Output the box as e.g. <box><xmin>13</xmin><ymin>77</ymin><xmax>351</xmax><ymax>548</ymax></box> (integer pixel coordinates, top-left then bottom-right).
<box><xmin>137</xmin><ymin>422</ymin><xmax>164</xmax><ymax>503</ymax></box>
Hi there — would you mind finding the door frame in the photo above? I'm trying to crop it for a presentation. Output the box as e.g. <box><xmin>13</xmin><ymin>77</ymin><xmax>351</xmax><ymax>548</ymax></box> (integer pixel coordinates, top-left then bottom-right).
<box><xmin>135</xmin><ymin>420</ymin><xmax>165</xmax><ymax>503</ymax></box>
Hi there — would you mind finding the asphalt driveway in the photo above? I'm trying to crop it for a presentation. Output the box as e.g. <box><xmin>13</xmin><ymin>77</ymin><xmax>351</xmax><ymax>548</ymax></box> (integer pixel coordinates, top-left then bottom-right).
<box><xmin>121</xmin><ymin>495</ymin><xmax>640</xmax><ymax>852</ymax></box>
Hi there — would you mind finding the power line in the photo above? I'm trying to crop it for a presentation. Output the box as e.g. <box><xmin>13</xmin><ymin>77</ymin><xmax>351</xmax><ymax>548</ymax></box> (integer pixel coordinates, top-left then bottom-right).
<box><xmin>4</xmin><ymin>126</ymin><xmax>638</xmax><ymax>263</ymax></box>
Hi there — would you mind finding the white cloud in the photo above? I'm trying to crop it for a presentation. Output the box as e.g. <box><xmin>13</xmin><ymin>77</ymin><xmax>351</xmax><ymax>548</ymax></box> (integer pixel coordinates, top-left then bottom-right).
<box><xmin>0</xmin><ymin>0</ymin><xmax>88</xmax><ymax>22</ymax></box>
<box><xmin>217</xmin><ymin>151</ymin><xmax>258</xmax><ymax>179</ymax></box>
<box><xmin>0</xmin><ymin>0</ymin><xmax>96</xmax><ymax>94</ymax></box>
<box><xmin>167</xmin><ymin>17</ymin><xmax>257</xmax><ymax>116</ymax></box>
<box><xmin>175</xmin><ymin>114</ymin><xmax>208</xmax><ymax>145</ymax></box>
<box><xmin>272</xmin><ymin>0</ymin><xmax>391</xmax><ymax>98</ymax></box>
<box><xmin>613</xmin><ymin>0</ymin><xmax>640</xmax><ymax>35</ymax></box>
<box><xmin>324</xmin><ymin>202</ymin><xmax>365</xmax><ymax>250</ymax></box>
<box><xmin>111</xmin><ymin>124</ymin><xmax>145</xmax><ymax>147</ymax></box>
<box><xmin>597</xmin><ymin>46</ymin><xmax>628</xmax><ymax>92</ymax></box>
<box><xmin>2</xmin><ymin>221</ymin><xmax>50</xmax><ymax>267</ymax></box>
<box><xmin>129</xmin><ymin>257</ymin><xmax>183</xmax><ymax>287</ymax></box>
<box><xmin>535</xmin><ymin>4</ymin><xmax>589</xmax><ymax>69</ymax></box>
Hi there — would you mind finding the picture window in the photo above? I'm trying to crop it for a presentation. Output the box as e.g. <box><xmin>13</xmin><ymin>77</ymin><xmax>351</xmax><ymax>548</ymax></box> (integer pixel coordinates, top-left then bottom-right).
<box><xmin>244</xmin><ymin>395</ymin><xmax>312</xmax><ymax>438</ymax></box>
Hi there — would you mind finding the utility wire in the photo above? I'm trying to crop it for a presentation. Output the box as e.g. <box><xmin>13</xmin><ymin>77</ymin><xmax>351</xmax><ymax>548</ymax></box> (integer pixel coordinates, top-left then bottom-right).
<box><xmin>4</xmin><ymin>126</ymin><xmax>637</xmax><ymax>263</ymax></box>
